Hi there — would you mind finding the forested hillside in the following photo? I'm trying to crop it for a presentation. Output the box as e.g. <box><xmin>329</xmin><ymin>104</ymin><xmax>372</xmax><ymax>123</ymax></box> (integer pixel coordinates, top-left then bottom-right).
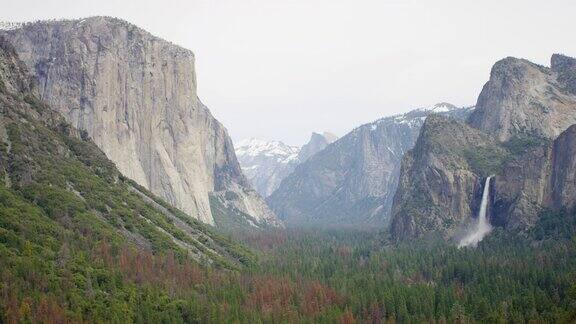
<box><xmin>0</xmin><ymin>36</ymin><xmax>256</xmax><ymax>322</ymax></box>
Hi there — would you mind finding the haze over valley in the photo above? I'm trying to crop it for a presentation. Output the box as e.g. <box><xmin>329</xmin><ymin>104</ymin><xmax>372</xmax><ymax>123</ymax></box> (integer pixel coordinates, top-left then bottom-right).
<box><xmin>0</xmin><ymin>1</ymin><xmax>576</xmax><ymax>323</ymax></box>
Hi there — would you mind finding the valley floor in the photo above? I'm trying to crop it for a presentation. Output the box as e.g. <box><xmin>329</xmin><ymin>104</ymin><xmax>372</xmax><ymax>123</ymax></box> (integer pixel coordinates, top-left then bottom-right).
<box><xmin>238</xmin><ymin>227</ymin><xmax>576</xmax><ymax>323</ymax></box>
<box><xmin>2</xmin><ymin>207</ymin><xmax>576</xmax><ymax>323</ymax></box>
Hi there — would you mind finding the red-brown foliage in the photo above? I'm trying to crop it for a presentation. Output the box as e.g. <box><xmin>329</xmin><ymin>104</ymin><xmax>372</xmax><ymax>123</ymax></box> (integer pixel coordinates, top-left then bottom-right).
<box><xmin>302</xmin><ymin>280</ymin><xmax>344</xmax><ymax>316</ymax></box>
<box><xmin>92</xmin><ymin>242</ymin><xmax>205</xmax><ymax>297</ymax></box>
<box><xmin>339</xmin><ymin>309</ymin><xmax>356</xmax><ymax>324</ymax></box>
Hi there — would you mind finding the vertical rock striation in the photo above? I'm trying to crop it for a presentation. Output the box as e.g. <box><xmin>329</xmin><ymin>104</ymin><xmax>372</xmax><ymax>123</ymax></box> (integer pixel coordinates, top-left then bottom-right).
<box><xmin>0</xmin><ymin>35</ymin><xmax>254</xmax><ymax>266</ymax></box>
<box><xmin>390</xmin><ymin>115</ymin><xmax>503</xmax><ymax>239</ymax></box>
<box><xmin>1</xmin><ymin>17</ymin><xmax>279</xmax><ymax>227</ymax></box>
<box><xmin>392</xmin><ymin>54</ymin><xmax>576</xmax><ymax>240</ymax></box>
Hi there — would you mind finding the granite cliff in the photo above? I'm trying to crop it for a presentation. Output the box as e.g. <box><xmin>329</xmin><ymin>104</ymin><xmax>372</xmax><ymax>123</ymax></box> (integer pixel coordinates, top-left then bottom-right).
<box><xmin>391</xmin><ymin>54</ymin><xmax>576</xmax><ymax>240</ymax></box>
<box><xmin>1</xmin><ymin>17</ymin><xmax>279</xmax><ymax>228</ymax></box>
<box><xmin>468</xmin><ymin>55</ymin><xmax>576</xmax><ymax>141</ymax></box>
<box><xmin>0</xmin><ymin>35</ymin><xmax>252</xmax><ymax>267</ymax></box>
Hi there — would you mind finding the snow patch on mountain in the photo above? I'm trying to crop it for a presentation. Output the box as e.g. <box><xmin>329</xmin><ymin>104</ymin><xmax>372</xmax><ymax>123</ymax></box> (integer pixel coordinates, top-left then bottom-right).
<box><xmin>417</xmin><ymin>102</ymin><xmax>459</xmax><ymax>113</ymax></box>
<box><xmin>236</xmin><ymin>138</ymin><xmax>300</xmax><ymax>164</ymax></box>
<box><xmin>0</xmin><ymin>22</ymin><xmax>23</xmax><ymax>30</ymax></box>
<box><xmin>365</xmin><ymin>103</ymin><xmax>466</xmax><ymax>133</ymax></box>
<box><xmin>236</xmin><ymin>133</ymin><xmax>336</xmax><ymax>197</ymax></box>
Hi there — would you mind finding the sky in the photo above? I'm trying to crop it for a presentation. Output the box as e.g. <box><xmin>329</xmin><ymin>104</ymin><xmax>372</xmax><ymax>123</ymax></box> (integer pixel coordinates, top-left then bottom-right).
<box><xmin>2</xmin><ymin>0</ymin><xmax>576</xmax><ymax>145</ymax></box>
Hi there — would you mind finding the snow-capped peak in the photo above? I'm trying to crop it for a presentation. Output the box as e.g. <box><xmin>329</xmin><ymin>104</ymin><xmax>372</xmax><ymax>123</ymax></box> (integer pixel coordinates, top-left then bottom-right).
<box><xmin>236</xmin><ymin>133</ymin><xmax>335</xmax><ymax>197</ymax></box>
<box><xmin>235</xmin><ymin>138</ymin><xmax>300</xmax><ymax>162</ymax></box>
<box><xmin>416</xmin><ymin>102</ymin><xmax>458</xmax><ymax>113</ymax></box>
<box><xmin>363</xmin><ymin>102</ymin><xmax>465</xmax><ymax>133</ymax></box>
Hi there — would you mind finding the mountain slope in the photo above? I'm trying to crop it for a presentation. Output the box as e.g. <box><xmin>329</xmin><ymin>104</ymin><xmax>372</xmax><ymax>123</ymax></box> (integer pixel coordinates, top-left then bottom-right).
<box><xmin>235</xmin><ymin>132</ymin><xmax>336</xmax><ymax>197</ymax></box>
<box><xmin>1</xmin><ymin>17</ymin><xmax>279</xmax><ymax>228</ymax></box>
<box><xmin>268</xmin><ymin>103</ymin><xmax>473</xmax><ymax>226</ymax></box>
<box><xmin>0</xmin><ymin>37</ymin><xmax>257</xmax><ymax>322</ymax></box>
<box><xmin>0</xmin><ymin>35</ymin><xmax>252</xmax><ymax>269</ymax></box>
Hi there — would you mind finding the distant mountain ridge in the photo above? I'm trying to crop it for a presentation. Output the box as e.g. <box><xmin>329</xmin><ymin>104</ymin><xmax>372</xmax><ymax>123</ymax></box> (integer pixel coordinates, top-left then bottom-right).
<box><xmin>268</xmin><ymin>103</ymin><xmax>474</xmax><ymax>226</ymax></box>
<box><xmin>235</xmin><ymin>132</ymin><xmax>336</xmax><ymax>197</ymax></box>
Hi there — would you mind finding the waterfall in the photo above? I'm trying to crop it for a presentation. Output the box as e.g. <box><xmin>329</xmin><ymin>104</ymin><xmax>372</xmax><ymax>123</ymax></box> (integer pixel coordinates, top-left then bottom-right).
<box><xmin>458</xmin><ymin>176</ymin><xmax>493</xmax><ymax>248</ymax></box>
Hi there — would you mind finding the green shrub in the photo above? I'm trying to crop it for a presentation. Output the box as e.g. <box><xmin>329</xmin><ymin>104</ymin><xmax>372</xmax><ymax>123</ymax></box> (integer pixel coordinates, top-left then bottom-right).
<box><xmin>463</xmin><ymin>146</ymin><xmax>510</xmax><ymax>177</ymax></box>
<box><xmin>503</xmin><ymin>134</ymin><xmax>549</xmax><ymax>156</ymax></box>
<box><xmin>532</xmin><ymin>208</ymin><xmax>576</xmax><ymax>240</ymax></box>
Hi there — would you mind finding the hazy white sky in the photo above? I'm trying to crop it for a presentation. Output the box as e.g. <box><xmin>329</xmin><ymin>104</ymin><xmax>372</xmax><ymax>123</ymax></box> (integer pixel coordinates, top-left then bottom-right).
<box><xmin>2</xmin><ymin>0</ymin><xmax>575</xmax><ymax>145</ymax></box>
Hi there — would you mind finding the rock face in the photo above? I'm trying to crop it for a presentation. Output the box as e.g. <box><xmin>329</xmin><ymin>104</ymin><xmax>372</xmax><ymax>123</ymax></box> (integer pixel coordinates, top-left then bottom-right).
<box><xmin>390</xmin><ymin>115</ymin><xmax>507</xmax><ymax>239</ymax></box>
<box><xmin>0</xmin><ymin>36</ymin><xmax>252</xmax><ymax>267</ymax></box>
<box><xmin>235</xmin><ymin>132</ymin><xmax>336</xmax><ymax>197</ymax></box>
<box><xmin>297</xmin><ymin>132</ymin><xmax>338</xmax><ymax>162</ymax></box>
<box><xmin>268</xmin><ymin>103</ymin><xmax>473</xmax><ymax>226</ymax></box>
<box><xmin>1</xmin><ymin>17</ymin><xmax>279</xmax><ymax>227</ymax></box>
<box><xmin>392</xmin><ymin>54</ymin><xmax>576</xmax><ymax>240</ymax></box>
<box><xmin>492</xmin><ymin>125</ymin><xmax>576</xmax><ymax>232</ymax></box>
<box><xmin>550</xmin><ymin>125</ymin><xmax>576</xmax><ymax>208</ymax></box>
<box><xmin>468</xmin><ymin>55</ymin><xmax>576</xmax><ymax>141</ymax></box>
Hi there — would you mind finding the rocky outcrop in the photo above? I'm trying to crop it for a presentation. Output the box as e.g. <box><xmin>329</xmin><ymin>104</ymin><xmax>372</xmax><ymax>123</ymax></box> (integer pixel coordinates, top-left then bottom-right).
<box><xmin>0</xmin><ymin>36</ymin><xmax>35</xmax><ymax>95</ymax></box>
<box><xmin>468</xmin><ymin>55</ymin><xmax>576</xmax><ymax>141</ymax></box>
<box><xmin>297</xmin><ymin>132</ymin><xmax>337</xmax><ymax>162</ymax></box>
<box><xmin>390</xmin><ymin>115</ymin><xmax>506</xmax><ymax>239</ymax></box>
<box><xmin>390</xmin><ymin>118</ymin><xmax>571</xmax><ymax>239</ymax></box>
<box><xmin>491</xmin><ymin>125</ymin><xmax>576</xmax><ymax>232</ymax></box>
<box><xmin>1</xmin><ymin>17</ymin><xmax>279</xmax><ymax>227</ymax></box>
<box><xmin>392</xmin><ymin>54</ymin><xmax>576</xmax><ymax>240</ymax></box>
<box><xmin>269</xmin><ymin>104</ymin><xmax>473</xmax><ymax>226</ymax></box>
<box><xmin>235</xmin><ymin>132</ymin><xmax>336</xmax><ymax>197</ymax></box>
<box><xmin>550</xmin><ymin>125</ymin><xmax>576</xmax><ymax>208</ymax></box>
<box><xmin>551</xmin><ymin>54</ymin><xmax>576</xmax><ymax>95</ymax></box>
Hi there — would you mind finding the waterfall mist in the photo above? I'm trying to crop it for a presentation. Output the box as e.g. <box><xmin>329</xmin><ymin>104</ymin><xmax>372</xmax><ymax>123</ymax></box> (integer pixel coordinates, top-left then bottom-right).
<box><xmin>458</xmin><ymin>176</ymin><xmax>493</xmax><ymax>248</ymax></box>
